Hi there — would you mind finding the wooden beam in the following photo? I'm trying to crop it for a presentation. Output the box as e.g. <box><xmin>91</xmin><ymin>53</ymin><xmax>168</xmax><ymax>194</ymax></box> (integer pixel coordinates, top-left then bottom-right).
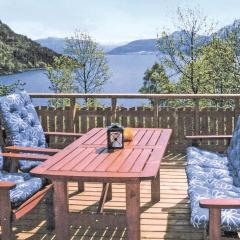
<box><xmin>209</xmin><ymin>208</ymin><xmax>221</xmax><ymax>240</ymax></box>
<box><xmin>0</xmin><ymin>188</ymin><xmax>13</xmax><ymax>240</ymax></box>
<box><xmin>29</xmin><ymin>93</ymin><xmax>240</xmax><ymax>100</ymax></box>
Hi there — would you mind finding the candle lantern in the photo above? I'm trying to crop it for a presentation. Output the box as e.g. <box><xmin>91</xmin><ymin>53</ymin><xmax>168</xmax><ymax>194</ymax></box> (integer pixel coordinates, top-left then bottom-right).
<box><xmin>107</xmin><ymin>123</ymin><xmax>124</xmax><ymax>149</ymax></box>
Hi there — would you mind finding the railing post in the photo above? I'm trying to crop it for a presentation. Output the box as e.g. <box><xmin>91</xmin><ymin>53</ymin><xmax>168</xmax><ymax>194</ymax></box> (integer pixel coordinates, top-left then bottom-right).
<box><xmin>194</xmin><ymin>99</ymin><xmax>200</xmax><ymax>135</ymax></box>
<box><xmin>69</xmin><ymin>97</ymin><xmax>76</xmax><ymax>133</ymax></box>
<box><xmin>111</xmin><ymin>98</ymin><xmax>117</xmax><ymax>123</ymax></box>
<box><xmin>153</xmin><ymin>99</ymin><xmax>159</xmax><ymax>128</ymax></box>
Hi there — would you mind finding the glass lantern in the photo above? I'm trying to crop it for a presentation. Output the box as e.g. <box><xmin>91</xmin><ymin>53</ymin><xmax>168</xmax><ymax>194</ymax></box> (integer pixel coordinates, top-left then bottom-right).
<box><xmin>107</xmin><ymin>123</ymin><xmax>124</xmax><ymax>149</ymax></box>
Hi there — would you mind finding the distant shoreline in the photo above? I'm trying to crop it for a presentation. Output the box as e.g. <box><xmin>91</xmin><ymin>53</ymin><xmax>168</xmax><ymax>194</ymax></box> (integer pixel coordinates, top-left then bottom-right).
<box><xmin>0</xmin><ymin>67</ymin><xmax>45</xmax><ymax>77</ymax></box>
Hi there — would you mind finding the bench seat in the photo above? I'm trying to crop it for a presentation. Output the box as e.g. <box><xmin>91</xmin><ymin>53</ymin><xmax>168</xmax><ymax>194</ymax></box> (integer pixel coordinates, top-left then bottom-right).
<box><xmin>189</xmin><ymin>182</ymin><xmax>240</xmax><ymax>231</ymax></box>
<box><xmin>0</xmin><ymin>172</ymin><xmax>44</xmax><ymax>207</ymax></box>
<box><xmin>187</xmin><ymin>146</ymin><xmax>228</xmax><ymax>169</ymax></box>
<box><xmin>186</xmin><ymin>156</ymin><xmax>240</xmax><ymax>231</ymax></box>
<box><xmin>186</xmin><ymin>127</ymin><xmax>240</xmax><ymax>232</ymax></box>
<box><xmin>0</xmin><ymin>151</ymin><xmax>44</xmax><ymax>208</ymax></box>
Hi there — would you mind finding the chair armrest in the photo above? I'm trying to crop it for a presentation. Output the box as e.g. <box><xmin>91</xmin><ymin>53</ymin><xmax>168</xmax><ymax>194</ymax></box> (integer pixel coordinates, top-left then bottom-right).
<box><xmin>200</xmin><ymin>198</ymin><xmax>240</xmax><ymax>209</ymax></box>
<box><xmin>0</xmin><ymin>152</ymin><xmax>48</xmax><ymax>161</ymax></box>
<box><xmin>4</xmin><ymin>146</ymin><xmax>59</xmax><ymax>154</ymax></box>
<box><xmin>0</xmin><ymin>181</ymin><xmax>16</xmax><ymax>190</ymax></box>
<box><xmin>186</xmin><ymin>135</ymin><xmax>232</xmax><ymax>140</ymax></box>
<box><xmin>44</xmin><ymin>132</ymin><xmax>83</xmax><ymax>138</ymax></box>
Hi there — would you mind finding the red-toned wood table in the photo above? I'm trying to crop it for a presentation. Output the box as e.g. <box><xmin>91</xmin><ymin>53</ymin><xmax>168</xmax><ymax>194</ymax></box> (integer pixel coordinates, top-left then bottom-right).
<box><xmin>31</xmin><ymin>128</ymin><xmax>172</xmax><ymax>240</ymax></box>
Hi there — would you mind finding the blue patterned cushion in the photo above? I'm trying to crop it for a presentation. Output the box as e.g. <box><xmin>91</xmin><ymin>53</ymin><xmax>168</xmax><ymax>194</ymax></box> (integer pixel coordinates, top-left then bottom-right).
<box><xmin>0</xmin><ymin>92</ymin><xmax>47</xmax><ymax>172</ymax></box>
<box><xmin>227</xmin><ymin>116</ymin><xmax>240</xmax><ymax>172</ymax></box>
<box><xmin>0</xmin><ymin>149</ymin><xmax>3</xmax><ymax>170</ymax></box>
<box><xmin>187</xmin><ymin>146</ymin><xmax>228</xmax><ymax>169</ymax></box>
<box><xmin>186</xmin><ymin>165</ymin><xmax>231</xmax><ymax>181</ymax></box>
<box><xmin>188</xmin><ymin>184</ymin><xmax>240</xmax><ymax>231</ymax></box>
<box><xmin>0</xmin><ymin>172</ymin><xmax>44</xmax><ymax>207</ymax></box>
<box><xmin>186</xmin><ymin>117</ymin><xmax>240</xmax><ymax>230</ymax></box>
<box><xmin>189</xmin><ymin>177</ymin><xmax>240</xmax><ymax>192</ymax></box>
<box><xmin>18</xmin><ymin>160</ymin><xmax>42</xmax><ymax>172</ymax></box>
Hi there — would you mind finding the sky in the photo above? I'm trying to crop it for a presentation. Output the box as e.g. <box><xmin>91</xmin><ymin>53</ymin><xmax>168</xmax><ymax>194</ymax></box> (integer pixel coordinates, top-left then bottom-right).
<box><xmin>0</xmin><ymin>0</ymin><xmax>239</xmax><ymax>44</ymax></box>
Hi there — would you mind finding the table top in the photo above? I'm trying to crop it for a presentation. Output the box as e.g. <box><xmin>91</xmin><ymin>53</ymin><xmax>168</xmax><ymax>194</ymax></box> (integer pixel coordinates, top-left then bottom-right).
<box><xmin>31</xmin><ymin>128</ymin><xmax>172</xmax><ymax>182</ymax></box>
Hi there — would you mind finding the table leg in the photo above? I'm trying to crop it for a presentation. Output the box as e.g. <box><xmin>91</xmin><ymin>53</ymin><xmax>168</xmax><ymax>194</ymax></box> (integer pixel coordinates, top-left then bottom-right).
<box><xmin>53</xmin><ymin>180</ymin><xmax>69</xmax><ymax>240</ymax></box>
<box><xmin>106</xmin><ymin>183</ymin><xmax>112</xmax><ymax>201</ymax></box>
<box><xmin>97</xmin><ymin>183</ymin><xmax>112</xmax><ymax>213</ymax></box>
<box><xmin>151</xmin><ymin>170</ymin><xmax>160</xmax><ymax>203</ymax></box>
<box><xmin>126</xmin><ymin>182</ymin><xmax>140</xmax><ymax>240</ymax></box>
<box><xmin>77</xmin><ymin>181</ymin><xmax>84</xmax><ymax>193</ymax></box>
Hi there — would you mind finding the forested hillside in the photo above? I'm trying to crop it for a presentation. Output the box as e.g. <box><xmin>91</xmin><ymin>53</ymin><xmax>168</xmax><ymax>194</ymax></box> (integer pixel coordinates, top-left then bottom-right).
<box><xmin>0</xmin><ymin>20</ymin><xmax>59</xmax><ymax>75</ymax></box>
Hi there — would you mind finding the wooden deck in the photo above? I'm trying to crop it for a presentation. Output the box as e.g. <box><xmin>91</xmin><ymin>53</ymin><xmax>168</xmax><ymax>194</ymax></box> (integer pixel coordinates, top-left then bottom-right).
<box><xmin>6</xmin><ymin>153</ymin><xmax>204</xmax><ymax>240</ymax></box>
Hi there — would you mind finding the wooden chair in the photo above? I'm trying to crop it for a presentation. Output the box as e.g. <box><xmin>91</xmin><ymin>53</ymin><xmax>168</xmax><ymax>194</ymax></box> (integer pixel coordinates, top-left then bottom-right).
<box><xmin>0</xmin><ymin>147</ymin><xmax>54</xmax><ymax>240</ymax></box>
<box><xmin>0</xmin><ymin>92</ymin><xmax>85</xmax><ymax>192</ymax></box>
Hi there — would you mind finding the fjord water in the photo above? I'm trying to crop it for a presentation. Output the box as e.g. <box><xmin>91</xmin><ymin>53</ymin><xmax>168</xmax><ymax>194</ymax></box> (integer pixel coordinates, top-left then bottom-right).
<box><xmin>0</xmin><ymin>54</ymin><xmax>157</xmax><ymax>106</ymax></box>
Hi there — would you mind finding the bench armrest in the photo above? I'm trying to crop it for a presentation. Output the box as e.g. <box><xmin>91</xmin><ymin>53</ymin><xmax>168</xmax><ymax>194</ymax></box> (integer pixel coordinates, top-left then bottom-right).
<box><xmin>0</xmin><ymin>152</ymin><xmax>48</xmax><ymax>161</ymax></box>
<box><xmin>200</xmin><ymin>198</ymin><xmax>240</xmax><ymax>208</ymax></box>
<box><xmin>200</xmin><ymin>198</ymin><xmax>240</xmax><ymax>239</ymax></box>
<box><xmin>186</xmin><ymin>135</ymin><xmax>232</xmax><ymax>140</ymax></box>
<box><xmin>4</xmin><ymin>146</ymin><xmax>59</xmax><ymax>154</ymax></box>
<box><xmin>0</xmin><ymin>181</ymin><xmax>16</xmax><ymax>190</ymax></box>
<box><xmin>44</xmin><ymin>132</ymin><xmax>83</xmax><ymax>137</ymax></box>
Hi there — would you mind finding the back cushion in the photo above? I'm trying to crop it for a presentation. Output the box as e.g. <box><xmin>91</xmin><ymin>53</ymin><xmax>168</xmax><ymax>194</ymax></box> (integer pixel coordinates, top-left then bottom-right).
<box><xmin>0</xmin><ymin>146</ymin><xmax>3</xmax><ymax>170</ymax></box>
<box><xmin>0</xmin><ymin>92</ymin><xmax>46</xmax><ymax>148</ymax></box>
<box><xmin>227</xmin><ymin>116</ymin><xmax>240</xmax><ymax>177</ymax></box>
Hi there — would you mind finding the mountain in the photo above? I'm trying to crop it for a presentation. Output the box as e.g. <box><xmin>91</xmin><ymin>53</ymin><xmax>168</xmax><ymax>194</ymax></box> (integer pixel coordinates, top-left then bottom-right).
<box><xmin>217</xmin><ymin>19</ymin><xmax>240</xmax><ymax>38</ymax></box>
<box><xmin>107</xmin><ymin>39</ymin><xmax>156</xmax><ymax>55</ymax></box>
<box><xmin>0</xmin><ymin>20</ymin><xmax>60</xmax><ymax>75</ymax></box>
<box><xmin>108</xmin><ymin>20</ymin><xmax>240</xmax><ymax>55</ymax></box>
<box><xmin>35</xmin><ymin>37</ymin><xmax>65</xmax><ymax>54</ymax></box>
<box><xmin>35</xmin><ymin>37</ymin><xmax>119</xmax><ymax>54</ymax></box>
<box><xmin>107</xmin><ymin>31</ymin><xmax>210</xmax><ymax>55</ymax></box>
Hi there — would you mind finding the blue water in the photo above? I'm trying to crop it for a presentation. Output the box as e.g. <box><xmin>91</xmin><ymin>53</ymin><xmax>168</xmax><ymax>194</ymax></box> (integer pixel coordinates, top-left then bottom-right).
<box><xmin>0</xmin><ymin>54</ymin><xmax>157</xmax><ymax>106</ymax></box>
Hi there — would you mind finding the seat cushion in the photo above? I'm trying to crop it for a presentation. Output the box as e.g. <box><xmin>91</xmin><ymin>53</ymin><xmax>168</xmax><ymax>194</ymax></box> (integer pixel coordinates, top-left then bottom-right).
<box><xmin>0</xmin><ymin>150</ymin><xmax>3</xmax><ymax>171</ymax></box>
<box><xmin>186</xmin><ymin>165</ymin><xmax>232</xmax><ymax>181</ymax></box>
<box><xmin>0</xmin><ymin>172</ymin><xmax>44</xmax><ymax>207</ymax></box>
<box><xmin>187</xmin><ymin>146</ymin><xmax>228</xmax><ymax>169</ymax></box>
<box><xmin>188</xmin><ymin>176</ymin><xmax>240</xmax><ymax>192</ymax></box>
<box><xmin>227</xmin><ymin>116</ymin><xmax>240</xmax><ymax>172</ymax></box>
<box><xmin>0</xmin><ymin>92</ymin><xmax>47</xmax><ymax>172</ymax></box>
<box><xmin>188</xmin><ymin>184</ymin><xmax>240</xmax><ymax>231</ymax></box>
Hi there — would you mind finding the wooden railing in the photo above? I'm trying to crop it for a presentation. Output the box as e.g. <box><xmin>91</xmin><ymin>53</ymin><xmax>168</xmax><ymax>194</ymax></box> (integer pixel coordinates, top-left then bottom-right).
<box><xmin>30</xmin><ymin>93</ymin><xmax>240</xmax><ymax>152</ymax></box>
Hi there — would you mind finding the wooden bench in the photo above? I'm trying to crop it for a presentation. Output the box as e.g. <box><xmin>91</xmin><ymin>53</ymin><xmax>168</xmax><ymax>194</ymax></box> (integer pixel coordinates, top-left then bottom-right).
<box><xmin>186</xmin><ymin>133</ymin><xmax>240</xmax><ymax>240</ymax></box>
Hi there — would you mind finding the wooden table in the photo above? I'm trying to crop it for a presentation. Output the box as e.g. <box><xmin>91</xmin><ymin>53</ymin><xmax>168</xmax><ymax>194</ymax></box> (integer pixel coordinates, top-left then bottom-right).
<box><xmin>31</xmin><ymin>128</ymin><xmax>172</xmax><ymax>240</ymax></box>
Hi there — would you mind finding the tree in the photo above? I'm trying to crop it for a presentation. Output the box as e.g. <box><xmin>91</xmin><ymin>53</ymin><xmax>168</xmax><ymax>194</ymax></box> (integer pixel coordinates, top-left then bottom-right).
<box><xmin>0</xmin><ymin>80</ymin><xmax>25</xmax><ymax>96</ymax></box>
<box><xmin>139</xmin><ymin>63</ymin><xmax>176</xmax><ymax>105</ymax></box>
<box><xmin>46</xmin><ymin>56</ymin><xmax>78</xmax><ymax>107</ymax></box>
<box><xmin>64</xmin><ymin>31</ymin><xmax>110</xmax><ymax>104</ymax></box>
<box><xmin>220</xmin><ymin>21</ymin><xmax>240</xmax><ymax>87</ymax></box>
<box><xmin>0</xmin><ymin>42</ymin><xmax>25</xmax><ymax>96</ymax></box>
<box><xmin>140</xmin><ymin>63</ymin><xmax>175</xmax><ymax>94</ymax></box>
<box><xmin>157</xmin><ymin>7</ymin><xmax>214</xmax><ymax>94</ymax></box>
<box><xmin>200</xmin><ymin>38</ymin><xmax>240</xmax><ymax>94</ymax></box>
<box><xmin>179</xmin><ymin>36</ymin><xmax>240</xmax><ymax>106</ymax></box>
<box><xmin>179</xmin><ymin>37</ymin><xmax>240</xmax><ymax>95</ymax></box>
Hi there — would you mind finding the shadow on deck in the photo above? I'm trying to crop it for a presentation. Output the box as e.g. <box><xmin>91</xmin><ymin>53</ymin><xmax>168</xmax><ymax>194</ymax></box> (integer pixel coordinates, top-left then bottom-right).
<box><xmin>10</xmin><ymin>153</ymin><xmax>204</xmax><ymax>240</ymax></box>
